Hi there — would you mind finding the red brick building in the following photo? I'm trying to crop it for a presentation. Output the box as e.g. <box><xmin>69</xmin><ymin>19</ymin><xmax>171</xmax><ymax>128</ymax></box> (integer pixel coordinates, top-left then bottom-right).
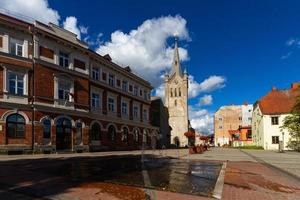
<box><xmin>0</xmin><ymin>13</ymin><xmax>159</xmax><ymax>153</ymax></box>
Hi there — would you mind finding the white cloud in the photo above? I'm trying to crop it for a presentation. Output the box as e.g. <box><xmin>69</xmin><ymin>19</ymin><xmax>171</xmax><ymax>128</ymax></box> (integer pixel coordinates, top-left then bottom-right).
<box><xmin>154</xmin><ymin>75</ymin><xmax>226</xmax><ymax>100</ymax></box>
<box><xmin>96</xmin><ymin>15</ymin><xmax>190</xmax><ymax>87</ymax></box>
<box><xmin>63</xmin><ymin>16</ymin><xmax>82</xmax><ymax>39</ymax></box>
<box><xmin>0</xmin><ymin>0</ymin><xmax>60</xmax><ymax>24</ymax></box>
<box><xmin>189</xmin><ymin>106</ymin><xmax>214</xmax><ymax>134</ymax></box>
<box><xmin>189</xmin><ymin>75</ymin><xmax>226</xmax><ymax>98</ymax></box>
<box><xmin>281</xmin><ymin>52</ymin><xmax>292</xmax><ymax>60</ymax></box>
<box><xmin>199</xmin><ymin>95</ymin><xmax>213</xmax><ymax>106</ymax></box>
<box><xmin>79</xmin><ymin>25</ymin><xmax>88</xmax><ymax>34</ymax></box>
<box><xmin>286</xmin><ymin>38</ymin><xmax>297</xmax><ymax>46</ymax></box>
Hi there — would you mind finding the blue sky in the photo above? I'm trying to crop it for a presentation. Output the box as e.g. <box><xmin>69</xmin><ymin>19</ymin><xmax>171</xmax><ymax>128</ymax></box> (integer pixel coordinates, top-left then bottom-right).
<box><xmin>1</xmin><ymin>0</ymin><xmax>300</xmax><ymax>133</ymax></box>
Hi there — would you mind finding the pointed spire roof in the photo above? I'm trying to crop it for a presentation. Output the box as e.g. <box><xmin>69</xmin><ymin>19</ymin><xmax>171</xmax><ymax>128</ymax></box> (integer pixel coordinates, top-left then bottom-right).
<box><xmin>171</xmin><ymin>36</ymin><xmax>183</xmax><ymax>77</ymax></box>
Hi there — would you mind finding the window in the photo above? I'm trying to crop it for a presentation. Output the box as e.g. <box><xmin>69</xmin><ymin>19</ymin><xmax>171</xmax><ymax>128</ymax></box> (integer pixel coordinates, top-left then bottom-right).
<box><xmin>134</xmin><ymin>129</ymin><xmax>139</xmax><ymax>143</ymax></box>
<box><xmin>108</xmin><ymin>125</ymin><xmax>116</xmax><ymax>141</ymax></box>
<box><xmin>92</xmin><ymin>67</ymin><xmax>100</xmax><ymax>80</ymax></box>
<box><xmin>133</xmin><ymin>106</ymin><xmax>139</xmax><ymax>118</ymax></box>
<box><xmin>272</xmin><ymin>136</ymin><xmax>279</xmax><ymax>144</ymax></box>
<box><xmin>58</xmin><ymin>81</ymin><xmax>72</xmax><ymax>101</ymax></box>
<box><xmin>174</xmin><ymin>100</ymin><xmax>177</xmax><ymax>106</ymax></box>
<box><xmin>143</xmin><ymin>109</ymin><xmax>148</xmax><ymax>121</ymax></box>
<box><xmin>140</xmin><ymin>89</ymin><xmax>143</xmax><ymax>96</ymax></box>
<box><xmin>122</xmin><ymin>81</ymin><xmax>128</xmax><ymax>92</ymax></box>
<box><xmin>90</xmin><ymin>123</ymin><xmax>101</xmax><ymax>140</ymax></box>
<box><xmin>246</xmin><ymin>130</ymin><xmax>252</xmax><ymax>139</ymax></box>
<box><xmin>91</xmin><ymin>93</ymin><xmax>100</xmax><ymax>108</ymax></box>
<box><xmin>219</xmin><ymin>126</ymin><xmax>222</xmax><ymax>129</ymax></box>
<box><xmin>144</xmin><ymin>90</ymin><xmax>147</xmax><ymax>100</ymax></box>
<box><xmin>239</xmin><ymin>117</ymin><xmax>242</xmax><ymax>121</ymax></box>
<box><xmin>179</xmin><ymin>88</ymin><xmax>181</xmax><ymax>96</ymax></box>
<box><xmin>6</xmin><ymin>113</ymin><xmax>25</xmax><ymax>138</ymax></box>
<box><xmin>122</xmin><ymin>127</ymin><xmax>128</xmax><ymax>143</ymax></box>
<box><xmin>76</xmin><ymin>122</ymin><xmax>82</xmax><ymax>145</ymax></box>
<box><xmin>170</xmin><ymin>88</ymin><xmax>173</xmax><ymax>97</ymax></box>
<box><xmin>108</xmin><ymin>97</ymin><xmax>115</xmax><ymax>112</ymax></box>
<box><xmin>8</xmin><ymin>72</ymin><xmax>24</xmax><ymax>95</ymax></box>
<box><xmin>219</xmin><ymin>118</ymin><xmax>222</xmax><ymax>121</ymax></box>
<box><xmin>248</xmin><ymin>117</ymin><xmax>252</xmax><ymax>121</ymax></box>
<box><xmin>122</xmin><ymin>102</ymin><xmax>128</xmax><ymax>116</ymax></box>
<box><xmin>271</xmin><ymin>117</ymin><xmax>279</xmax><ymax>125</ymax></box>
<box><xmin>10</xmin><ymin>38</ymin><xmax>23</xmax><ymax>57</ymax></box>
<box><xmin>175</xmin><ymin>88</ymin><xmax>177</xmax><ymax>97</ymax></box>
<box><xmin>59</xmin><ymin>52</ymin><xmax>69</xmax><ymax>68</ymax></box>
<box><xmin>43</xmin><ymin>119</ymin><xmax>51</xmax><ymax>139</ymax></box>
<box><xmin>134</xmin><ymin>86</ymin><xmax>138</xmax><ymax>96</ymax></box>
<box><xmin>108</xmin><ymin>74</ymin><xmax>115</xmax><ymax>86</ymax></box>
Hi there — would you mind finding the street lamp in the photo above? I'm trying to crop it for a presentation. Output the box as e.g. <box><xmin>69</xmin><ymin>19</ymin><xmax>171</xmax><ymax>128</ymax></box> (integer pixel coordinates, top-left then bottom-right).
<box><xmin>282</xmin><ymin>132</ymin><xmax>285</xmax><ymax>152</ymax></box>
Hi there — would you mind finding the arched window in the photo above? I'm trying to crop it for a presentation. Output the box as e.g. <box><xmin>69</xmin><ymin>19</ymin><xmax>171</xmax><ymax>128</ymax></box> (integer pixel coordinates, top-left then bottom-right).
<box><xmin>7</xmin><ymin>113</ymin><xmax>25</xmax><ymax>138</ymax></box>
<box><xmin>175</xmin><ymin>88</ymin><xmax>177</xmax><ymax>97</ymax></box>
<box><xmin>90</xmin><ymin>123</ymin><xmax>101</xmax><ymax>140</ymax></box>
<box><xmin>134</xmin><ymin>129</ymin><xmax>139</xmax><ymax>143</ymax></box>
<box><xmin>170</xmin><ymin>88</ymin><xmax>173</xmax><ymax>97</ymax></box>
<box><xmin>43</xmin><ymin>119</ymin><xmax>51</xmax><ymax>139</ymax></box>
<box><xmin>179</xmin><ymin>88</ymin><xmax>181</xmax><ymax>97</ymax></box>
<box><xmin>108</xmin><ymin>125</ymin><xmax>116</xmax><ymax>141</ymax></box>
<box><xmin>76</xmin><ymin>122</ymin><xmax>82</xmax><ymax>145</ymax></box>
<box><xmin>175</xmin><ymin>100</ymin><xmax>177</xmax><ymax>106</ymax></box>
<box><xmin>122</xmin><ymin>127</ymin><xmax>128</xmax><ymax>143</ymax></box>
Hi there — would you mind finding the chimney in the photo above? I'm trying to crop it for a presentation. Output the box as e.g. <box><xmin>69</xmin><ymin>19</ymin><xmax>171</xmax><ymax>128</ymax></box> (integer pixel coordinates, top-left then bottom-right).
<box><xmin>271</xmin><ymin>86</ymin><xmax>277</xmax><ymax>91</ymax></box>
<box><xmin>291</xmin><ymin>82</ymin><xmax>300</xmax><ymax>90</ymax></box>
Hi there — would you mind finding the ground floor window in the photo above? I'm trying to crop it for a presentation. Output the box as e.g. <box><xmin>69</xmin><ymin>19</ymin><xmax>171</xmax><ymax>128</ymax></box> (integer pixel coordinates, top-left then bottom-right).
<box><xmin>90</xmin><ymin>123</ymin><xmax>101</xmax><ymax>140</ymax></box>
<box><xmin>76</xmin><ymin>122</ymin><xmax>82</xmax><ymax>145</ymax></box>
<box><xmin>122</xmin><ymin>127</ymin><xmax>128</xmax><ymax>143</ymax></box>
<box><xmin>133</xmin><ymin>129</ymin><xmax>139</xmax><ymax>143</ymax></box>
<box><xmin>6</xmin><ymin>113</ymin><xmax>25</xmax><ymax>138</ymax></box>
<box><xmin>43</xmin><ymin>119</ymin><xmax>51</xmax><ymax>139</ymax></box>
<box><xmin>108</xmin><ymin>125</ymin><xmax>116</xmax><ymax>141</ymax></box>
<box><xmin>272</xmin><ymin>136</ymin><xmax>279</xmax><ymax>144</ymax></box>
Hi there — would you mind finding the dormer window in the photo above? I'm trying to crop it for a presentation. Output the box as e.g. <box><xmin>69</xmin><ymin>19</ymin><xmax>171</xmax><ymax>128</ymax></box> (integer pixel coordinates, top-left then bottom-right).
<box><xmin>59</xmin><ymin>52</ymin><xmax>69</xmax><ymax>68</ymax></box>
<box><xmin>10</xmin><ymin>38</ymin><xmax>23</xmax><ymax>57</ymax></box>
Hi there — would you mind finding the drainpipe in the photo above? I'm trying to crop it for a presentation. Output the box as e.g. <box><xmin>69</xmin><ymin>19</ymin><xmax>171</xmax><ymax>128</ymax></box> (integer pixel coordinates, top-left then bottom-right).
<box><xmin>31</xmin><ymin>27</ymin><xmax>36</xmax><ymax>153</ymax></box>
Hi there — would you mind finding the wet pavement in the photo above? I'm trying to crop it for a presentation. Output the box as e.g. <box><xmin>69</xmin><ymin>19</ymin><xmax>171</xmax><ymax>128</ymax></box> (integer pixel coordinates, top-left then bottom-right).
<box><xmin>0</xmin><ymin>154</ymin><xmax>221</xmax><ymax>199</ymax></box>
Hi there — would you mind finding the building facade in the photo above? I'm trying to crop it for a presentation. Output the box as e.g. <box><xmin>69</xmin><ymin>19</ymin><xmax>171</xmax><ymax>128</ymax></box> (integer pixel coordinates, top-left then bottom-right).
<box><xmin>252</xmin><ymin>83</ymin><xmax>300</xmax><ymax>150</ymax></box>
<box><xmin>0</xmin><ymin>13</ymin><xmax>159</xmax><ymax>153</ymax></box>
<box><xmin>164</xmin><ymin>38</ymin><xmax>189</xmax><ymax>147</ymax></box>
<box><xmin>150</xmin><ymin>96</ymin><xmax>171</xmax><ymax>148</ymax></box>
<box><xmin>214</xmin><ymin>103</ymin><xmax>253</xmax><ymax>146</ymax></box>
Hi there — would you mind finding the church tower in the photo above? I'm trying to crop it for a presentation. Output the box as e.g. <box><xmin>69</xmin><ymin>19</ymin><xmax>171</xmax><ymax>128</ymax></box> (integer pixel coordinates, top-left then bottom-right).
<box><xmin>165</xmin><ymin>37</ymin><xmax>189</xmax><ymax>147</ymax></box>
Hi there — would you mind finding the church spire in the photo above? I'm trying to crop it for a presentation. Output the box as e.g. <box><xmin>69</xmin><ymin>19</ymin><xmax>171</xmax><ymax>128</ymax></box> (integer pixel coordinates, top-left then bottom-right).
<box><xmin>171</xmin><ymin>36</ymin><xmax>183</xmax><ymax>77</ymax></box>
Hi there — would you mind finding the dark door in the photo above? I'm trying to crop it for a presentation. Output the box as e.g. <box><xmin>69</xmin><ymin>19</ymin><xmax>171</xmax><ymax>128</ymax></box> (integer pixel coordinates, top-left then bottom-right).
<box><xmin>56</xmin><ymin>118</ymin><xmax>72</xmax><ymax>150</ymax></box>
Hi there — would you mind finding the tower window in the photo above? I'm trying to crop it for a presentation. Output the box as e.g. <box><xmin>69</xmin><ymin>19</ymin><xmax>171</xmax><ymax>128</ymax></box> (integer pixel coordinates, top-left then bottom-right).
<box><xmin>170</xmin><ymin>88</ymin><xmax>173</xmax><ymax>97</ymax></box>
<box><xmin>175</xmin><ymin>100</ymin><xmax>177</xmax><ymax>106</ymax></box>
<box><xmin>179</xmin><ymin>88</ymin><xmax>181</xmax><ymax>96</ymax></box>
<box><xmin>175</xmin><ymin>88</ymin><xmax>177</xmax><ymax>97</ymax></box>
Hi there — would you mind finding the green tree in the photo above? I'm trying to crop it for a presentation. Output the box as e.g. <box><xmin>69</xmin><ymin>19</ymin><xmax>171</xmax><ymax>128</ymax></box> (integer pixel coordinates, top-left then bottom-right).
<box><xmin>281</xmin><ymin>94</ymin><xmax>300</xmax><ymax>151</ymax></box>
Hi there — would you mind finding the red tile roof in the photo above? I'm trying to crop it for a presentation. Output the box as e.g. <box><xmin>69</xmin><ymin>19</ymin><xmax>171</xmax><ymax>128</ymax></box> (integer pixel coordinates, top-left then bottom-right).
<box><xmin>258</xmin><ymin>83</ymin><xmax>300</xmax><ymax>114</ymax></box>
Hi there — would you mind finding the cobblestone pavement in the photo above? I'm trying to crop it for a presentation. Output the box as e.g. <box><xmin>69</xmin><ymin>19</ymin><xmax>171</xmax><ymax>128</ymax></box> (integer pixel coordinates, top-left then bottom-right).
<box><xmin>0</xmin><ymin>148</ymin><xmax>299</xmax><ymax>200</ymax></box>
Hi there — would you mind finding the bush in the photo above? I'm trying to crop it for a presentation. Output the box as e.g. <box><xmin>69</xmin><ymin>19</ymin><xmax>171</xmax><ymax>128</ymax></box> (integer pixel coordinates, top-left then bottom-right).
<box><xmin>234</xmin><ymin>145</ymin><xmax>264</xmax><ymax>150</ymax></box>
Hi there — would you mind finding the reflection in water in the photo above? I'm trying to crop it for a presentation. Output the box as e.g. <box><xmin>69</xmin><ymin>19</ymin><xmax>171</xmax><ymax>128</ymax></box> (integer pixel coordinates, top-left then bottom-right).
<box><xmin>47</xmin><ymin>155</ymin><xmax>221</xmax><ymax>197</ymax></box>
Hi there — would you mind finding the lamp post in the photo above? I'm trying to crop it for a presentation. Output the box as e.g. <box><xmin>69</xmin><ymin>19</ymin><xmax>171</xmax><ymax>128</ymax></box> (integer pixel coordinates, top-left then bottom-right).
<box><xmin>282</xmin><ymin>132</ymin><xmax>285</xmax><ymax>152</ymax></box>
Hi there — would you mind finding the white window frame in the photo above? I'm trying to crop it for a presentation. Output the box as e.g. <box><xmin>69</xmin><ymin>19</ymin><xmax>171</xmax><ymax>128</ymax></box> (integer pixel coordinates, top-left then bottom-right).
<box><xmin>121</xmin><ymin>101</ymin><xmax>128</xmax><ymax>116</ymax></box>
<box><xmin>59</xmin><ymin>51</ymin><xmax>69</xmax><ymax>68</ymax></box>
<box><xmin>91</xmin><ymin>92</ymin><xmax>101</xmax><ymax>109</ymax></box>
<box><xmin>7</xmin><ymin>71</ymin><xmax>25</xmax><ymax>95</ymax></box>
<box><xmin>108</xmin><ymin>74</ymin><xmax>115</xmax><ymax>87</ymax></box>
<box><xmin>9</xmin><ymin>38</ymin><xmax>24</xmax><ymax>57</ymax></box>
<box><xmin>108</xmin><ymin>97</ymin><xmax>115</xmax><ymax>112</ymax></box>
<box><xmin>133</xmin><ymin>105</ymin><xmax>139</xmax><ymax>119</ymax></box>
<box><xmin>54</xmin><ymin>75</ymin><xmax>74</xmax><ymax>107</ymax></box>
<box><xmin>122</xmin><ymin>80</ymin><xmax>128</xmax><ymax>92</ymax></box>
<box><xmin>92</xmin><ymin>67</ymin><xmax>100</xmax><ymax>81</ymax></box>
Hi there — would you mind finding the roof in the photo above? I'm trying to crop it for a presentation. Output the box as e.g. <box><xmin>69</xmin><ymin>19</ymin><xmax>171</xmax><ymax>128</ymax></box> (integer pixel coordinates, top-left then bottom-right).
<box><xmin>258</xmin><ymin>82</ymin><xmax>300</xmax><ymax>115</ymax></box>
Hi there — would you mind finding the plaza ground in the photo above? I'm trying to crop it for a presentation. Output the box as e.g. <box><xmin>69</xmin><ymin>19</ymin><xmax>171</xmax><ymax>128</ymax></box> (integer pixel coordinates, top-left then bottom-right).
<box><xmin>0</xmin><ymin>148</ymin><xmax>299</xmax><ymax>200</ymax></box>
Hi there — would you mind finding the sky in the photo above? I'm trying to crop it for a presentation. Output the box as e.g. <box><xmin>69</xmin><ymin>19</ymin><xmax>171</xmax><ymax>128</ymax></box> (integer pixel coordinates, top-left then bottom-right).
<box><xmin>1</xmin><ymin>0</ymin><xmax>300</xmax><ymax>134</ymax></box>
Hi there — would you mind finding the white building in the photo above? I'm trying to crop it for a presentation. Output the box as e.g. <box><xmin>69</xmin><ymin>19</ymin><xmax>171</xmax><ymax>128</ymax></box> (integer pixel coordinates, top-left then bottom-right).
<box><xmin>252</xmin><ymin>83</ymin><xmax>300</xmax><ymax>150</ymax></box>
